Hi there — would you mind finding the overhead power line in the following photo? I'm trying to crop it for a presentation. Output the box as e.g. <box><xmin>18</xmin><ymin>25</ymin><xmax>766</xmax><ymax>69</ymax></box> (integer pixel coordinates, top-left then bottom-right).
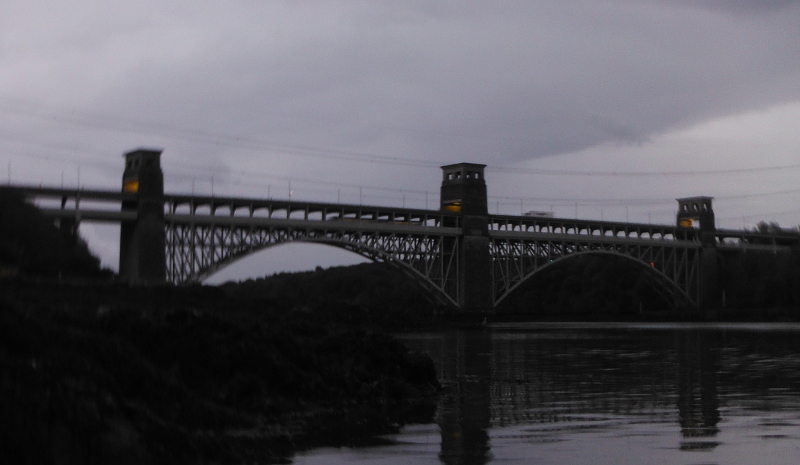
<box><xmin>3</xmin><ymin>96</ymin><xmax>800</xmax><ymax>179</ymax></box>
<box><xmin>0</xmin><ymin>98</ymin><xmax>439</xmax><ymax>169</ymax></box>
<box><xmin>6</xmin><ymin>144</ymin><xmax>800</xmax><ymax>209</ymax></box>
<box><xmin>486</xmin><ymin>163</ymin><xmax>800</xmax><ymax>178</ymax></box>
<box><xmin>719</xmin><ymin>208</ymin><xmax>800</xmax><ymax>222</ymax></box>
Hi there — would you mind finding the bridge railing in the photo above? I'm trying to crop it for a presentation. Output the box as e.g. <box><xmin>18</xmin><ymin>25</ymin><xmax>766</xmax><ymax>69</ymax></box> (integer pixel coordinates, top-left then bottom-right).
<box><xmin>163</xmin><ymin>194</ymin><xmax>461</xmax><ymax>229</ymax></box>
<box><xmin>3</xmin><ymin>185</ymin><xmax>138</xmax><ymax>223</ymax></box>
<box><xmin>488</xmin><ymin>215</ymin><xmax>800</xmax><ymax>250</ymax></box>
<box><xmin>714</xmin><ymin>228</ymin><xmax>800</xmax><ymax>250</ymax></box>
<box><xmin>488</xmin><ymin>214</ymin><xmax>683</xmax><ymax>241</ymax></box>
<box><xmin>3</xmin><ymin>186</ymin><xmax>462</xmax><ymax>230</ymax></box>
<box><xmin>2</xmin><ymin>185</ymin><xmax>137</xmax><ymax>202</ymax></box>
<box><xmin>9</xmin><ymin>185</ymin><xmax>800</xmax><ymax>248</ymax></box>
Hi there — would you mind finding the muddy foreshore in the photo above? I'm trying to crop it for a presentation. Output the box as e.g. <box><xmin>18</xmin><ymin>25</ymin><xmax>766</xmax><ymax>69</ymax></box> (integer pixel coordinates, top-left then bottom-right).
<box><xmin>0</xmin><ymin>279</ymin><xmax>441</xmax><ymax>464</ymax></box>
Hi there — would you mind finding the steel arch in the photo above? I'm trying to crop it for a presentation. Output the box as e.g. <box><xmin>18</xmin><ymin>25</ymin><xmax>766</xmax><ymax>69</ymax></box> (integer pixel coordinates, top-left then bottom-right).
<box><xmin>491</xmin><ymin>237</ymin><xmax>701</xmax><ymax>308</ymax></box>
<box><xmin>493</xmin><ymin>250</ymin><xmax>698</xmax><ymax>309</ymax></box>
<box><xmin>165</xmin><ymin>222</ymin><xmax>460</xmax><ymax>306</ymax></box>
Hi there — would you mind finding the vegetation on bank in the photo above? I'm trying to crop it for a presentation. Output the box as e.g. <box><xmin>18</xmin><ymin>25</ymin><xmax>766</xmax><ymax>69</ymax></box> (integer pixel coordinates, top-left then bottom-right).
<box><xmin>0</xmin><ymin>282</ymin><xmax>440</xmax><ymax>464</ymax></box>
<box><xmin>0</xmin><ymin>188</ymin><xmax>112</xmax><ymax>279</ymax></box>
<box><xmin>230</xmin><ymin>250</ymin><xmax>800</xmax><ymax>321</ymax></box>
<box><xmin>495</xmin><ymin>254</ymin><xmax>675</xmax><ymax>318</ymax></box>
<box><xmin>219</xmin><ymin>263</ymin><xmax>443</xmax><ymax>330</ymax></box>
<box><xmin>495</xmin><ymin>250</ymin><xmax>800</xmax><ymax>319</ymax></box>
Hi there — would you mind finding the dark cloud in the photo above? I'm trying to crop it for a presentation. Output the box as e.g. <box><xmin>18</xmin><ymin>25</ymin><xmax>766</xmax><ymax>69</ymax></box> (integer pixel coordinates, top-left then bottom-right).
<box><xmin>3</xmin><ymin>1</ymin><xmax>799</xmax><ymax>170</ymax></box>
<box><xmin>673</xmin><ymin>0</ymin><xmax>798</xmax><ymax>15</ymax></box>
<box><xmin>2</xmin><ymin>1</ymin><xmax>800</xmax><ymax>273</ymax></box>
<box><xmin>17</xmin><ymin>0</ymin><xmax>784</xmax><ymax>170</ymax></box>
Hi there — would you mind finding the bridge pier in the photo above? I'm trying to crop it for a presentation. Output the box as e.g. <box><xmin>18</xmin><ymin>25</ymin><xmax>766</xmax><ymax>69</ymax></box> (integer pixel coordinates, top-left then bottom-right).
<box><xmin>441</xmin><ymin>163</ymin><xmax>493</xmax><ymax>313</ymax></box>
<box><xmin>677</xmin><ymin>197</ymin><xmax>720</xmax><ymax>310</ymax></box>
<box><xmin>699</xmin><ymin>245</ymin><xmax>720</xmax><ymax>310</ymax></box>
<box><xmin>119</xmin><ymin>149</ymin><xmax>166</xmax><ymax>285</ymax></box>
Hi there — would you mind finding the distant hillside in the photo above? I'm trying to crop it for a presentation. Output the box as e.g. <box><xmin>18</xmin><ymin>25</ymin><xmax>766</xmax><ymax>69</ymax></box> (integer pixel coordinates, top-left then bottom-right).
<box><xmin>0</xmin><ymin>188</ymin><xmax>110</xmax><ymax>279</ymax></box>
<box><xmin>237</xmin><ymin>251</ymin><xmax>800</xmax><ymax>320</ymax></box>
<box><xmin>221</xmin><ymin>262</ymin><xmax>443</xmax><ymax>328</ymax></box>
<box><xmin>496</xmin><ymin>254</ymin><xmax>678</xmax><ymax>317</ymax></box>
<box><xmin>497</xmin><ymin>251</ymin><xmax>800</xmax><ymax>318</ymax></box>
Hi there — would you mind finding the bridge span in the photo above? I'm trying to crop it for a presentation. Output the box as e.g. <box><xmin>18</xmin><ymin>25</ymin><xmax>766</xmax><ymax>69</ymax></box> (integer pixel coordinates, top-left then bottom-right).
<box><xmin>6</xmin><ymin>148</ymin><xmax>800</xmax><ymax>312</ymax></box>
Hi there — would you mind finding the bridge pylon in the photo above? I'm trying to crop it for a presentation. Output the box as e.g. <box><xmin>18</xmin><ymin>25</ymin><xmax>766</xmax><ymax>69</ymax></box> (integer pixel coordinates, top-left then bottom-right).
<box><xmin>119</xmin><ymin>149</ymin><xmax>166</xmax><ymax>285</ymax></box>
<box><xmin>441</xmin><ymin>163</ymin><xmax>493</xmax><ymax>312</ymax></box>
<box><xmin>677</xmin><ymin>196</ymin><xmax>720</xmax><ymax>310</ymax></box>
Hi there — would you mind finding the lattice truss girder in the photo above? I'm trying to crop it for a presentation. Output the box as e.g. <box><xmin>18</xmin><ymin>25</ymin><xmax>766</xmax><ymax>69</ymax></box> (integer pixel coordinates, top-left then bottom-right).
<box><xmin>490</xmin><ymin>238</ymin><xmax>700</xmax><ymax>307</ymax></box>
<box><xmin>165</xmin><ymin>222</ymin><xmax>461</xmax><ymax>305</ymax></box>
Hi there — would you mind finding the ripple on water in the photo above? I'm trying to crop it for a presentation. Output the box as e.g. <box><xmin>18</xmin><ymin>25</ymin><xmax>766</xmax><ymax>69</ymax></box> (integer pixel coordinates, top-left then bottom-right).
<box><xmin>300</xmin><ymin>328</ymin><xmax>800</xmax><ymax>465</ymax></box>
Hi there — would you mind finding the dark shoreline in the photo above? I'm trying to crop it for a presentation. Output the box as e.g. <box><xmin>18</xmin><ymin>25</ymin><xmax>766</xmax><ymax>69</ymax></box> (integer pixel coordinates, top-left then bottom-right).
<box><xmin>1</xmin><ymin>279</ymin><xmax>440</xmax><ymax>464</ymax></box>
<box><xmin>4</xmin><ymin>270</ymin><xmax>800</xmax><ymax>464</ymax></box>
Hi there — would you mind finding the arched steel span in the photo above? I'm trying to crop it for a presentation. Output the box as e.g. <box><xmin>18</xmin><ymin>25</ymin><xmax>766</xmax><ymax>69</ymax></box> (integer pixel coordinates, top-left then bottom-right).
<box><xmin>490</xmin><ymin>235</ymin><xmax>701</xmax><ymax>309</ymax></box>
<box><xmin>493</xmin><ymin>250</ymin><xmax>698</xmax><ymax>309</ymax></box>
<box><xmin>194</xmin><ymin>237</ymin><xmax>459</xmax><ymax>307</ymax></box>
<box><xmin>164</xmin><ymin>213</ymin><xmax>463</xmax><ymax>307</ymax></box>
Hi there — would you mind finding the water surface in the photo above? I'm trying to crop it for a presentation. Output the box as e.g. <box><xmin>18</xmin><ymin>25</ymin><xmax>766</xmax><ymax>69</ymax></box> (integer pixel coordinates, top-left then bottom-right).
<box><xmin>294</xmin><ymin>323</ymin><xmax>800</xmax><ymax>465</ymax></box>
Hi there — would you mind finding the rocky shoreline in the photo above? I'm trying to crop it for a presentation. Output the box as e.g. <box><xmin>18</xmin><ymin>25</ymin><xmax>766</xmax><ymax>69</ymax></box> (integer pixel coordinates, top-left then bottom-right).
<box><xmin>0</xmin><ymin>279</ymin><xmax>440</xmax><ymax>464</ymax></box>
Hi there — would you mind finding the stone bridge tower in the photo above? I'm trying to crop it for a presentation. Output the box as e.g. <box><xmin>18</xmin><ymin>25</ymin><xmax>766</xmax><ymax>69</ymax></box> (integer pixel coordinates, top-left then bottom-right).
<box><xmin>119</xmin><ymin>149</ymin><xmax>166</xmax><ymax>284</ymax></box>
<box><xmin>440</xmin><ymin>163</ymin><xmax>493</xmax><ymax>312</ymax></box>
<box><xmin>677</xmin><ymin>196</ymin><xmax>720</xmax><ymax>309</ymax></box>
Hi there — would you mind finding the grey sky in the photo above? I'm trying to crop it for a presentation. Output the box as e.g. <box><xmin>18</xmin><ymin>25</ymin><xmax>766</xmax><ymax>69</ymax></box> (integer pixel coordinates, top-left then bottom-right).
<box><xmin>2</xmin><ymin>1</ymin><xmax>800</xmax><ymax>280</ymax></box>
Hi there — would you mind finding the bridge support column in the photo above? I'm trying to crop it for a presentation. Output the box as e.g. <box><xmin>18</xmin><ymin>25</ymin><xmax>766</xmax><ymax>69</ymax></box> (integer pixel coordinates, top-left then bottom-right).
<box><xmin>699</xmin><ymin>244</ymin><xmax>720</xmax><ymax>310</ymax></box>
<box><xmin>677</xmin><ymin>197</ymin><xmax>720</xmax><ymax>310</ymax></box>
<box><xmin>441</xmin><ymin>163</ymin><xmax>493</xmax><ymax>313</ymax></box>
<box><xmin>119</xmin><ymin>149</ymin><xmax>166</xmax><ymax>285</ymax></box>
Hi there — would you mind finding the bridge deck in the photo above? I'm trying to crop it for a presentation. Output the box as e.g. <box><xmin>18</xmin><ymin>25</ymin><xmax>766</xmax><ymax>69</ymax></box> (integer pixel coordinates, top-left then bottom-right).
<box><xmin>39</xmin><ymin>208</ymin><xmax>137</xmax><ymax>223</ymax></box>
<box><xmin>7</xmin><ymin>184</ymin><xmax>800</xmax><ymax>249</ymax></box>
<box><xmin>166</xmin><ymin>213</ymin><xmax>462</xmax><ymax>236</ymax></box>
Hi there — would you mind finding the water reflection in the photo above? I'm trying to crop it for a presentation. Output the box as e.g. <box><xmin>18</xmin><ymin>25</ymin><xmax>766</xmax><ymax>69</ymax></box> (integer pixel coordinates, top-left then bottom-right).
<box><xmin>675</xmin><ymin>331</ymin><xmax>720</xmax><ymax>448</ymax></box>
<box><xmin>436</xmin><ymin>331</ymin><xmax>492</xmax><ymax>465</ymax></box>
<box><xmin>402</xmin><ymin>325</ymin><xmax>800</xmax><ymax>464</ymax></box>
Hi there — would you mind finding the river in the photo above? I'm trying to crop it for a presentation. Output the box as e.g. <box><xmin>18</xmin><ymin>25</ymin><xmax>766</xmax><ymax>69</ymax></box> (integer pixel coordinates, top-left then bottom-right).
<box><xmin>293</xmin><ymin>323</ymin><xmax>800</xmax><ymax>465</ymax></box>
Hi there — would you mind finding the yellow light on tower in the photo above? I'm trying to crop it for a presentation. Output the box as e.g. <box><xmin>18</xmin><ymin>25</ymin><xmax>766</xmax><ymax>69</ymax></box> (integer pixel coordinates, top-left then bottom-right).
<box><xmin>444</xmin><ymin>201</ymin><xmax>461</xmax><ymax>213</ymax></box>
<box><xmin>123</xmin><ymin>179</ymin><xmax>140</xmax><ymax>193</ymax></box>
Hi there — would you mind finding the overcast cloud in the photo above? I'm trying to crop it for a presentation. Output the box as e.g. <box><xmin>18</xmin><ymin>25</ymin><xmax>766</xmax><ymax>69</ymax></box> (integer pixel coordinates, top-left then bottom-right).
<box><xmin>2</xmin><ymin>1</ymin><xmax>800</xmax><ymax>279</ymax></box>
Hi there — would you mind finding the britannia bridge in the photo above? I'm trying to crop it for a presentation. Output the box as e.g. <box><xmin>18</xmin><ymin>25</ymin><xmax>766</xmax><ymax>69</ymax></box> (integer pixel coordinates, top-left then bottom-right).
<box><xmin>7</xmin><ymin>149</ymin><xmax>800</xmax><ymax>312</ymax></box>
